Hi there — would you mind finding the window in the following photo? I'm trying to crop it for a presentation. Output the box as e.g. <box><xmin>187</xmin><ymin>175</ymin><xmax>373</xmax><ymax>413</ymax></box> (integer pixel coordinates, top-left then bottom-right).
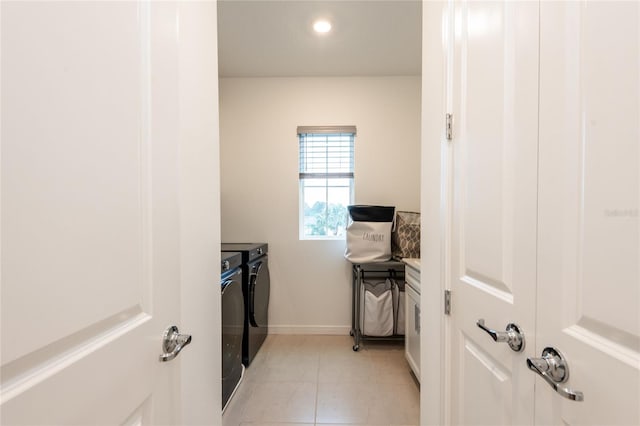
<box><xmin>298</xmin><ymin>126</ymin><xmax>356</xmax><ymax>239</ymax></box>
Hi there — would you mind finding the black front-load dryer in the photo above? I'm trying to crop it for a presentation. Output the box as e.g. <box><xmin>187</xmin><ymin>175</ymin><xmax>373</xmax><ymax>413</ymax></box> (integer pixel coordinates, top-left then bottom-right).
<box><xmin>221</xmin><ymin>243</ymin><xmax>270</xmax><ymax>366</ymax></box>
<box><xmin>221</xmin><ymin>251</ymin><xmax>244</xmax><ymax>411</ymax></box>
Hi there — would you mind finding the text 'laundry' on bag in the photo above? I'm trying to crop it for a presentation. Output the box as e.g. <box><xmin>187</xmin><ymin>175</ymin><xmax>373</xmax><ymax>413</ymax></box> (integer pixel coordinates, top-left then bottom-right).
<box><xmin>344</xmin><ymin>205</ymin><xmax>395</xmax><ymax>263</ymax></box>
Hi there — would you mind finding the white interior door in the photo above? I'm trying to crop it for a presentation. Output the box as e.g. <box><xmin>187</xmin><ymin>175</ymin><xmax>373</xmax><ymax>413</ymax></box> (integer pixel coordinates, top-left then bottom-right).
<box><xmin>536</xmin><ymin>2</ymin><xmax>640</xmax><ymax>424</ymax></box>
<box><xmin>438</xmin><ymin>1</ymin><xmax>639</xmax><ymax>424</ymax></box>
<box><xmin>2</xmin><ymin>2</ymin><xmax>186</xmax><ymax>423</ymax></box>
<box><xmin>448</xmin><ymin>2</ymin><xmax>539</xmax><ymax>424</ymax></box>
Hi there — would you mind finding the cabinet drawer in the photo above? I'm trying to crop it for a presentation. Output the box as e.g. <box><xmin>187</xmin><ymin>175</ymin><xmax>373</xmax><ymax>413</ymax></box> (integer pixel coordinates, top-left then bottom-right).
<box><xmin>406</xmin><ymin>265</ymin><xmax>421</xmax><ymax>290</ymax></box>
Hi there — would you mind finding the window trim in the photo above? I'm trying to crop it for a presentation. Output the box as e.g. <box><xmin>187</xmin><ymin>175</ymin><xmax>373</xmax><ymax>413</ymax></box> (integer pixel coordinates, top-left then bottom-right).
<box><xmin>297</xmin><ymin>125</ymin><xmax>357</xmax><ymax>135</ymax></box>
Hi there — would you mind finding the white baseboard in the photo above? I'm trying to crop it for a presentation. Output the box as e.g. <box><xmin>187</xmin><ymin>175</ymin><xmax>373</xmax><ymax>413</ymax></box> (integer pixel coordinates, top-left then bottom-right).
<box><xmin>268</xmin><ymin>325</ymin><xmax>351</xmax><ymax>335</ymax></box>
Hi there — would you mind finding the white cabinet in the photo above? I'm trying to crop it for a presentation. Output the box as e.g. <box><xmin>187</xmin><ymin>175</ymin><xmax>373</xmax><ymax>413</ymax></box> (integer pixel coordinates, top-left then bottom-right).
<box><xmin>404</xmin><ymin>259</ymin><xmax>420</xmax><ymax>382</ymax></box>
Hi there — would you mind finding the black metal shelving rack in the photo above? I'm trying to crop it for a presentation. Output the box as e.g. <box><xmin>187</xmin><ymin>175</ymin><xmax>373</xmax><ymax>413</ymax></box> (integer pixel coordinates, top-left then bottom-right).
<box><xmin>350</xmin><ymin>260</ymin><xmax>406</xmax><ymax>351</ymax></box>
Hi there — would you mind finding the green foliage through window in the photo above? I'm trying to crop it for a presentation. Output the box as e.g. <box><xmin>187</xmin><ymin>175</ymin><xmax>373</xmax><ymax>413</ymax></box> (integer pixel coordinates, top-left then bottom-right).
<box><xmin>304</xmin><ymin>202</ymin><xmax>348</xmax><ymax>237</ymax></box>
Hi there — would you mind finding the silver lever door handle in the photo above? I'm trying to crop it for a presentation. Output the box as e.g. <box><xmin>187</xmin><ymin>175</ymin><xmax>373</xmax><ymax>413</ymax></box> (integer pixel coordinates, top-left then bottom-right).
<box><xmin>526</xmin><ymin>347</ymin><xmax>584</xmax><ymax>402</ymax></box>
<box><xmin>159</xmin><ymin>325</ymin><xmax>192</xmax><ymax>362</ymax></box>
<box><xmin>476</xmin><ymin>319</ymin><xmax>525</xmax><ymax>352</ymax></box>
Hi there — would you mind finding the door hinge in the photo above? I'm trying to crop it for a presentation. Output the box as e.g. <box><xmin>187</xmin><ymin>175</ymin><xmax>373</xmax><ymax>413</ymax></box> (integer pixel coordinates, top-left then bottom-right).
<box><xmin>446</xmin><ymin>113</ymin><xmax>453</xmax><ymax>141</ymax></box>
<box><xmin>444</xmin><ymin>289</ymin><xmax>451</xmax><ymax>315</ymax></box>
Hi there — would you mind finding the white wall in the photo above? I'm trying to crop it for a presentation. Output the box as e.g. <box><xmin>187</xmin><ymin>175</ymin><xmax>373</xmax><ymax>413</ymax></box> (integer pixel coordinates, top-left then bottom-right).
<box><xmin>219</xmin><ymin>76</ymin><xmax>421</xmax><ymax>332</ymax></box>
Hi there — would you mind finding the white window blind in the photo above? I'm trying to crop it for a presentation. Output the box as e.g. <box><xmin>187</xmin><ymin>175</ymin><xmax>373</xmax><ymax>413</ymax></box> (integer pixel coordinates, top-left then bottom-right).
<box><xmin>298</xmin><ymin>126</ymin><xmax>356</xmax><ymax>239</ymax></box>
<box><xmin>298</xmin><ymin>131</ymin><xmax>355</xmax><ymax>179</ymax></box>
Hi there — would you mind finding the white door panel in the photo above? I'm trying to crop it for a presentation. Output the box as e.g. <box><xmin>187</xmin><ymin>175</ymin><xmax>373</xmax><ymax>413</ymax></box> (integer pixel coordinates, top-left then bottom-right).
<box><xmin>537</xmin><ymin>2</ymin><xmax>640</xmax><ymax>424</ymax></box>
<box><xmin>2</xmin><ymin>1</ymin><xmax>147</xmax><ymax>364</ymax></box>
<box><xmin>460</xmin><ymin>338</ymin><xmax>515</xmax><ymax>426</ymax></box>
<box><xmin>450</xmin><ymin>1</ymin><xmax>539</xmax><ymax>424</ymax></box>
<box><xmin>1</xmin><ymin>2</ymin><xmax>183</xmax><ymax>424</ymax></box>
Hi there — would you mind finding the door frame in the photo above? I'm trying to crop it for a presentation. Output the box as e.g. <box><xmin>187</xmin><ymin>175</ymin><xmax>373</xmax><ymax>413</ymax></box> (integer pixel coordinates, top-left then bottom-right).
<box><xmin>177</xmin><ymin>1</ymin><xmax>222</xmax><ymax>424</ymax></box>
<box><xmin>420</xmin><ymin>1</ymin><xmax>451</xmax><ymax>425</ymax></box>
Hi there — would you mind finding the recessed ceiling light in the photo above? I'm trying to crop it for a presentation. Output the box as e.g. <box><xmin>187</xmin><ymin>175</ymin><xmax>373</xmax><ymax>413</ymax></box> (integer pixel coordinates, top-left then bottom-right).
<box><xmin>313</xmin><ymin>20</ymin><xmax>332</xmax><ymax>33</ymax></box>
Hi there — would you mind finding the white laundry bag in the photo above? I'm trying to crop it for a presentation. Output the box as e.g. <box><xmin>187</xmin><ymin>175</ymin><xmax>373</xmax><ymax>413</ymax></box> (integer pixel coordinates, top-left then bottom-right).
<box><xmin>392</xmin><ymin>278</ymin><xmax>405</xmax><ymax>335</ymax></box>
<box><xmin>345</xmin><ymin>205</ymin><xmax>396</xmax><ymax>263</ymax></box>
<box><xmin>360</xmin><ymin>279</ymin><xmax>394</xmax><ymax>337</ymax></box>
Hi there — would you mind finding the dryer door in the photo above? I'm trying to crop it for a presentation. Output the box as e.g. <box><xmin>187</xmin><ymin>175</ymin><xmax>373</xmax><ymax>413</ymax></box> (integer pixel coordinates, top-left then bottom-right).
<box><xmin>221</xmin><ymin>270</ymin><xmax>244</xmax><ymax>409</ymax></box>
<box><xmin>245</xmin><ymin>256</ymin><xmax>270</xmax><ymax>365</ymax></box>
<box><xmin>248</xmin><ymin>257</ymin><xmax>270</xmax><ymax>329</ymax></box>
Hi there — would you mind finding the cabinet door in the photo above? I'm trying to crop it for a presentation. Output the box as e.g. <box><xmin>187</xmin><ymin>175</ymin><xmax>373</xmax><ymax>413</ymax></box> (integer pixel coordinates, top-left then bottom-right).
<box><xmin>537</xmin><ymin>2</ymin><xmax>640</xmax><ymax>424</ymax></box>
<box><xmin>405</xmin><ymin>284</ymin><xmax>421</xmax><ymax>380</ymax></box>
<box><xmin>448</xmin><ymin>1</ymin><xmax>539</xmax><ymax>424</ymax></box>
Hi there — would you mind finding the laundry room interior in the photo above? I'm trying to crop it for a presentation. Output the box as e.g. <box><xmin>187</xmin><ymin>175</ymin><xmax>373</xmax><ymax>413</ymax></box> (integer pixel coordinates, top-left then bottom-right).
<box><xmin>218</xmin><ymin>0</ymin><xmax>640</xmax><ymax>422</ymax></box>
<box><xmin>2</xmin><ymin>0</ymin><xmax>638</xmax><ymax>424</ymax></box>
<box><xmin>217</xmin><ymin>1</ymin><xmax>422</xmax><ymax>424</ymax></box>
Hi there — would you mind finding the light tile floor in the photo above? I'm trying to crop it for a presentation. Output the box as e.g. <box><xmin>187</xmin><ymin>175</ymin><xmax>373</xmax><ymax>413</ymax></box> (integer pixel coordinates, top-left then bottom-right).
<box><xmin>222</xmin><ymin>334</ymin><xmax>420</xmax><ymax>426</ymax></box>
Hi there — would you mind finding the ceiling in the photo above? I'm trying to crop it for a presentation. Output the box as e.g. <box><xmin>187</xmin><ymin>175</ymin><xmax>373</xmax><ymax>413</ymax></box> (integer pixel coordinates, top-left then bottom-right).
<box><xmin>217</xmin><ymin>0</ymin><xmax>422</xmax><ymax>78</ymax></box>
